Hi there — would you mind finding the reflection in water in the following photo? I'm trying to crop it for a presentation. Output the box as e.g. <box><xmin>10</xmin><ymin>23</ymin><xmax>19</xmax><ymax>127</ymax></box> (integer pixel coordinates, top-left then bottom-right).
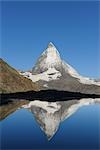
<box><xmin>0</xmin><ymin>100</ymin><xmax>29</xmax><ymax>120</ymax></box>
<box><xmin>0</xmin><ymin>98</ymin><xmax>100</xmax><ymax>140</ymax></box>
<box><xmin>22</xmin><ymin>98</ymin><xmax>100</xmax><ymax>140</ymax></box>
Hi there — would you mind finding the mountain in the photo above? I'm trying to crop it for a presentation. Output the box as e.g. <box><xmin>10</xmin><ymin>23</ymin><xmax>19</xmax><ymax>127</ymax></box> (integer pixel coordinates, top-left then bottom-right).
<box><xmin>32</xmin><ymin>42</ymin><xmax>79</xmax><ymax>77</ymax></box>
<box><xmin>21</xmin><ymin>42</ymin><xmax>100</xmax><ymax>95</ymax></box>
<box><xmin>0</xmin><ymin>59</ymin><xmax>39</xmax><ymax>93</ymax></box>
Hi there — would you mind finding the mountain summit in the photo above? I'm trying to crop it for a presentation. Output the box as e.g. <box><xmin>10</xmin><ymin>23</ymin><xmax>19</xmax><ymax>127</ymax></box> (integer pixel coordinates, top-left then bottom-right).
<box><xmin>48</xmin><ymin>42</ymin><xmax>56</xmax><ymax>48</ymax></box>
<box><xmin>32</xmin><ymin>42</ymin><xmax>62</xmax><ymax>74</ymax></box>
<box><xmin>32</xmin><ymin>42</ymin><xmax>79</xmax><ymax>77</ymax></box>
<box><xmin>21</xmin><ymin>43</ymin><xmax>100</xmax><ymax>95</ymax></box>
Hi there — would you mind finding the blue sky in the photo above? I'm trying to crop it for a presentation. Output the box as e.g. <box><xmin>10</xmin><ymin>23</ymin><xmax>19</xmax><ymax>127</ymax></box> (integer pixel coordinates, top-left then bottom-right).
<box><xmin>1</xmin><ymin>1</ymin><xmax>99</xmax><ymax>78</ymax></box>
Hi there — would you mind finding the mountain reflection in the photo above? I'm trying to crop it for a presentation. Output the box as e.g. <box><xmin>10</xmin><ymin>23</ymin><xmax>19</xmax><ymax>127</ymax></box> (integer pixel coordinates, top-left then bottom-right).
<box><xmin>0</xmin><ymin>98</ymin><xmax>100</xmax><ymax>139</ymax></box>
<box><xmin>22</xmin><ymin>98</ymin><xmax>100</xmax><ymax>140</ymax></box>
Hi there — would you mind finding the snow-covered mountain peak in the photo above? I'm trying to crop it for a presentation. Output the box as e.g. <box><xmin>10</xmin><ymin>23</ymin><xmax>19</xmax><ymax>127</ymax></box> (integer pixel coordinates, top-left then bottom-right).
<box><xmin>44</xmin><ymin>42</ymin><xmax>60</xmax><ymax>58</ymax></box>
<box><xmin>32</xmin><ymin>43</ymin><xmax>62</xmax><ymax>74</ymax></box>
<box><xmin>48</xmin><ymin>42</ymin><xmax>55</xmax><ymax>48</ymax></box>
<box><xmin>20</xmin><ymin>43</ymin><xmax>100</xmax><ymax>90</ymax></box>
<box><xmin>44</xmin><ymin>43</ymin><xmax>61</xmax><ymax>64</ymax></box>
<box><xmin>32</xmin><ymin>42</ymin><xmax>81</xmax><ymax>79</ymax></box>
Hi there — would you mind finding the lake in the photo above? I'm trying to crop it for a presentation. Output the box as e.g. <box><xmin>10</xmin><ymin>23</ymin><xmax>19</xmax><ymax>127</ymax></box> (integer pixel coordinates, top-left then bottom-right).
<box><xmin>0</xmin><ymin>99</ymin><xmax>100</xmax><ymax>150</ymax></box>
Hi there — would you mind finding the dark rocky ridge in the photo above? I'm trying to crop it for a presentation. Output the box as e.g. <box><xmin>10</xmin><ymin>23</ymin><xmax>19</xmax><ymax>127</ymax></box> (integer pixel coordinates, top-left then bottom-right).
<box><xmin>1</xmin><ymin>90</ymin><xmax>100</xmax><ymax>105</ymax></box>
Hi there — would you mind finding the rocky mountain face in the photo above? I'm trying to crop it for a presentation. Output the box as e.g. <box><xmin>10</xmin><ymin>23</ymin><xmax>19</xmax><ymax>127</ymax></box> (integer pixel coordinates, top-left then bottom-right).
<box><xmin>21</xmin><ymin>42</ymin><xmax>100</xmax><ymax>95</ymax></box>
<box><xmin>0</xmin><ymin>59</ymin><xmax>39</xmax><ymax>93</ymax></box>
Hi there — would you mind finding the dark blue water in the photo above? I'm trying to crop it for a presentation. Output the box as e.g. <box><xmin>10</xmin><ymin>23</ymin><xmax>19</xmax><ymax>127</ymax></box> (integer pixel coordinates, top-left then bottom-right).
<box><xmin>0</xmin><ymin>105</ymin><xmax>100</xmax><ymax>150</ymax></box>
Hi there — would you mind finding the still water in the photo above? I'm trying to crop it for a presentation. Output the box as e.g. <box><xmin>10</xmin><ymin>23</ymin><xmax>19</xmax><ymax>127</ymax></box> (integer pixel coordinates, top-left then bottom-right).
<box><xmin>0</xmin><ymin>104</ymin><xmax>100</xmax><ymax>150</ymax></box>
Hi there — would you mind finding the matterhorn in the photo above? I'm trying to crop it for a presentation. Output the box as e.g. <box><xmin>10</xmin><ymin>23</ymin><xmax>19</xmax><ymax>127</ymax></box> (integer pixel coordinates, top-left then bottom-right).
<box><xmin>21</xmin><ymin>42</ymin><xmax>100</xmax><ymax>95</ymax></box>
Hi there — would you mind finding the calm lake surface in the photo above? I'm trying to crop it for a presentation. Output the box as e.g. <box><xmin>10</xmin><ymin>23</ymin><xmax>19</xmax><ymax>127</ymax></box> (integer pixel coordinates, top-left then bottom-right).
<box><xmin>0</xmin><ymin>104</ymin><xmax>100</xmax><ymax>150</ymax></box>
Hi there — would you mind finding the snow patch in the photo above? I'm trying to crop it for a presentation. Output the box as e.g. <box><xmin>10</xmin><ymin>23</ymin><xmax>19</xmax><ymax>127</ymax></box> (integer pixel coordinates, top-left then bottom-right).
<box><xmin>20</xmin><ymin>67</ymin><xmax>61</xmax><ymax>82</ymax></box>
<box><xmin>22</xmin><ymin>100</ymin><xmax>61</xmax><ymax>114</ymax></box>
<box><xmin>78</xmin><ymin>76</ymin><xmax>100</xmax><ymax>86</ymax></box>
<box><xmin>43</xmin><ymin>84</ymin><xmax>48</xmax><ymax>88</ymax></box>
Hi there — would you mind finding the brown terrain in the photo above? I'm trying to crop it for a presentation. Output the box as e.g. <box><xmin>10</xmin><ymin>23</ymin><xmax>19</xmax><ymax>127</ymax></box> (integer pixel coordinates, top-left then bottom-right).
<box><xmin>0</xmin><ymin>58</ymin><xmax>39</xmax><ymax>93</ymax></box>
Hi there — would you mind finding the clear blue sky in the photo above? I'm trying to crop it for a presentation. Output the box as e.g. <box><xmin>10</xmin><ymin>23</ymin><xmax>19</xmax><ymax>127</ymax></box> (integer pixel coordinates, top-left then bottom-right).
<box><xmin>1</xmin><ymin>1</ymin><xmax>99</xmax><ymax>78</ymax></box>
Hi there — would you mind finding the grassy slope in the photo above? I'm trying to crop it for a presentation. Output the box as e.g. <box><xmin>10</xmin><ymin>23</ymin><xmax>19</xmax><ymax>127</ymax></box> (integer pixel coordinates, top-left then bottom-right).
<box><xmin>0</xmin><ymin>58</ymin><xmax>39</xmax><ymax>93</ymax></box>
